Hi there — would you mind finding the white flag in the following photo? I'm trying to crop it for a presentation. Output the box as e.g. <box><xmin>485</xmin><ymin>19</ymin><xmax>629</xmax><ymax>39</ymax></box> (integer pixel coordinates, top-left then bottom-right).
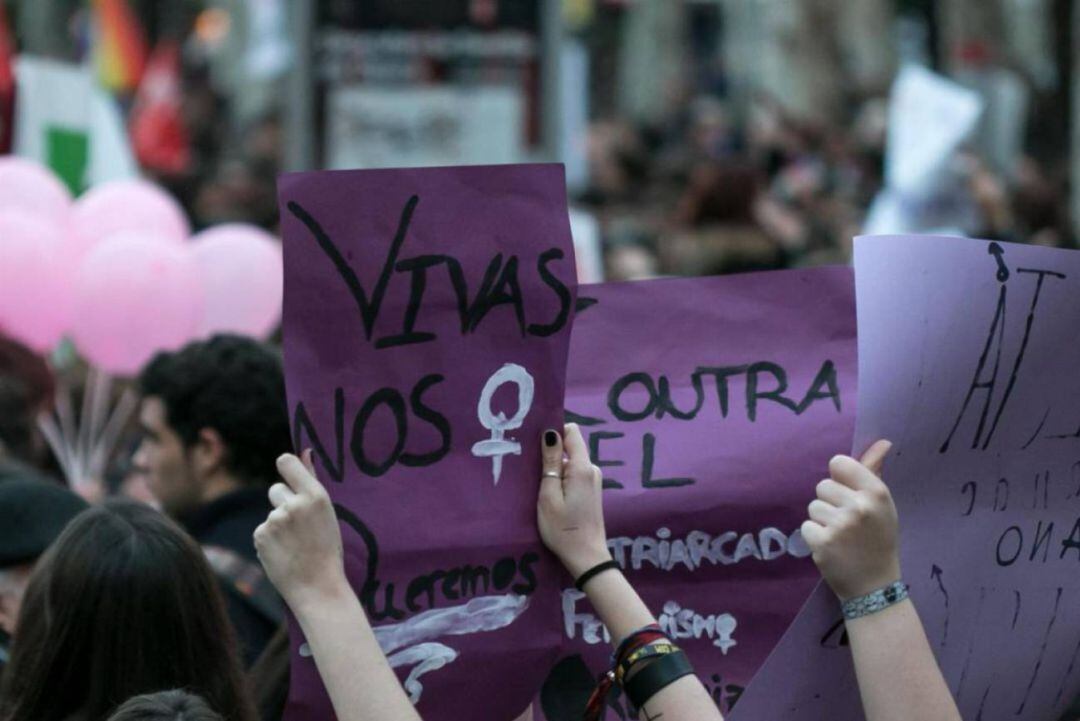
<box><xmin>885</xmin><ymin>65</ymin><xmax>983</xmax><ymax>198</ymax></box>
<box><xmin>14</xmin><ymin>56</ymin><xmax>137</xmax><ymax>194</ymax></box>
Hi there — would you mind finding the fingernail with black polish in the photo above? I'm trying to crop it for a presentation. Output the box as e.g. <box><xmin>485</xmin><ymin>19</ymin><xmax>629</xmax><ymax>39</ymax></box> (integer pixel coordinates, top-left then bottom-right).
<box><xmin>544</xmin><ymin>430</ymin><xmax>558</xmax><ymax>447</ymax></box>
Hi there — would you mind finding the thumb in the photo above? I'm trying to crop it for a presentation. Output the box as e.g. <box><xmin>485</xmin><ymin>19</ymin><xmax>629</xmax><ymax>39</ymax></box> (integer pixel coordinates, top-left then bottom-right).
<box><xmin>859</xmin><ymin>439</ymin><xmax>893</xmax><ymax>478</ymax></box>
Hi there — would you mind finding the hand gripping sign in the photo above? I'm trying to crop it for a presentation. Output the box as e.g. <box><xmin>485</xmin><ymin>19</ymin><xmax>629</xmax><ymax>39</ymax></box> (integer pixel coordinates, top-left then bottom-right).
<box><xmin>733</xmin><ymin>236</ymin><xmax>1080</xmax><ymax>721</ymax></box>
<box><xmin>539</xmin><ymin>268</ymin><xmax>858</xmax><ymax>720</ymax></box>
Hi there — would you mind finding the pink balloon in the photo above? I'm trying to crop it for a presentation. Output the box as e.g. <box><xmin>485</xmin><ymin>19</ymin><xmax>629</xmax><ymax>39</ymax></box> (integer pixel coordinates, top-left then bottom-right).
<box><xmin>0</xmin><ymin>210</ymin><xmax>73</xmax><ymax>352</ymax></box>
<box><xmin>70</xmin><ymin>179</ymin><xmax>190</xmax><ymax>260</ymax></box>
<box><xmin>72</xmin><ymin>233</ymin><xmax>203</xmax><ymax>375</ymax></box>
<box><xmin>0</xmin><ymin>157</ymin><xmax>73</xmax><ymax>221</ymax></box>
<box><xmin>190</xmin><ymin>224</ymin><xmax>283</xmax><ymax>339</ymax></box>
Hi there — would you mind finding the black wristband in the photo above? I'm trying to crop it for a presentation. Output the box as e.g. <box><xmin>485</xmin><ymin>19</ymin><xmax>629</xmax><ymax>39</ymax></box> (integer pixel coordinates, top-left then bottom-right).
<box><xmin>574</xmin><ymin>559</ymin><xmax>620</xmax><ymax>591</ymax></box>
<box><xmin>624</xmin><ymin>650</ymin><xmax>695</xmax><ymax>710</ymax></box>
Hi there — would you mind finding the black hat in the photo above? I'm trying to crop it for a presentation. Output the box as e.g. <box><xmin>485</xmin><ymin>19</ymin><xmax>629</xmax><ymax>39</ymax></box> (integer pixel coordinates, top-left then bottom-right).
<box><xmin>0</xmin><ymin>479</ymin><xmax>88</xmax><ymax>568</ymax></box>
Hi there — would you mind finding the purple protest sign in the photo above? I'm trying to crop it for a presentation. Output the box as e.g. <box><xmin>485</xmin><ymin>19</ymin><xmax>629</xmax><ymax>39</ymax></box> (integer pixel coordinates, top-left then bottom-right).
<box><xmin>732</xmin><ymin>236</ymin><xmax>1080</xmax><ymax>721</ymax></box>
<box><xmin>536</xmin><ymin>268</ymin><xmax>857</xmax><ymax>720</ymax></box>
<box><xmin>278</xmin><ymin>164</ymin><xmax>577</xmax><ymax>721</ymax></box>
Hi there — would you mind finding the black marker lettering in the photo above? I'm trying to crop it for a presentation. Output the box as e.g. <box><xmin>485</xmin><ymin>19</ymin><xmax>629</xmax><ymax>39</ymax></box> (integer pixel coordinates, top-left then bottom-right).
<box><xmin>745</xmin><ymin>362</ymin><xmax>798</xmax><ymax>421</ymax></box>
<box><xmin>575</xmin><ymin>296</ymin><xmax>599</xmax><ymax>314</ymax></box>
<box><xmin>1030</xmin><ymin>520</ymin><xmax>1055</xmax><ymax>562</ymax></box>
<box><xmin>609</xmin><ymin>372</ymin><xmax>659</xmax><ymax>422</ymax></box>
<box><xmin>696</xmin><ymin>365</ymin><xmax>748</xmax><ymax>418</ymax></box>
<box><xmin>462</xmin><ymin>565</ymin><xmax>491</xmax><ymax>596</ymax></box>
<box><xmin>982</xmin><ymin>268</ymin><xmax>1066</xmax><ymax>448</ymax></box>
<box><xmin>588</xmin><ymin>430</ymin><xmax>626</xmax><ymax>489</ymax></box>
<box><xmin>940</xmin><ymin>284</ymin><xmax>1007</xmax><ymax>452</ymax></box>
<box><xmin>528</xmin><ymin>248</ymin><xmax>573</xmax><ymax>336</ymax></box>
<box><xmin>1016</xmin><ymin>587</ymin><xmax>1062</xmax><ymax>714</ymax></box>
<box><xmin>513</xmin><ymin>553</ymin><xmax>539</xmax><ymax>595</ymax></box>
<box><xmin>292</xmin><ymin>389</ymin><xmax>346</xmax><ymax>483</ymax></box>
<box><xmin>405</xmin><ymin>574</ymin><xmax>436</xmax><ymax>612</ymax></box>
<box><xmin>441</xmin><ymin>569</ymin><xmax>462</xmax><ymax>601</ymax></box>
<box><xmin>565</xmin><ymin>409</ymin><xmax>606</xmax><ymax>427</ymax></box>
<box><xmin>468</xmin><ymin>255</ymin><xmax>526</xmax><ymax>334</ymax></box>
<box><xmin>287</xmin><ymin>196</ymin><xmax>419</xmax><ymax>340</ymax></box>
<box><xmin>492</xmin><ymin>557</ymin><xmax>517</xmax><ymax>590</ymax></box>
<box><xmin>994</xmin><ymin>478</ymin><xmax>1009</xmax><ymax>511</ymax></box>
<box><xmin>333</xmin><ymin>503</ymin><xmax>406</xmax><ymax>621</ymax></box>
<box><xmin>656</xmin><ymin>374</ymin><xmax>705</xmax><ymax>420</ymax></box>
<box><xmin>399</xmin><ymin>373</ymin><xmax>451</xmax><ymax>467</ymax></box>
<box><xmin>796</xmin><ymin>360</ymin><xmax>842</xmax><ymax>414</ymax></box>
<box><xmin>350</xmin><ymin>387</ymin><xmax>408</xmax><ymax>477</ymax></box>
<box><xmin>996</xmin><ymin>525</ymin><xmax>1023</xmax><ymax>566</ymax></box>
<box><xmin>1060</xmin><ymin>517</ymin><xmax>1080</xmax><ymax>560</ymax></box>
<box><xmin>641</xmin><ymin>433</ymin><xmax>694</xmax><ymax>488</ymax></box>
<box><xmin>1032</xmin><ymin>470</ymin><xmax>1050</xmax><ymax>510</ymax></box>
<box><xmin>375</xmin><ymin>255</ymin><xmax>440</xmax><ymax>349</ymax></box>
<box><xmin>961</xmin><ymin>481</ymin><xmax>976</xmax><ymax>516</ymax></box>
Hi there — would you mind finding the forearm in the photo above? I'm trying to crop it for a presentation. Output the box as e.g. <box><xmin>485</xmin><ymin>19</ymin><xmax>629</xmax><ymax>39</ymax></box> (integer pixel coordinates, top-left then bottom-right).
<box><xmin>636</xmin><ymin>675</ymin><xmax>724</xmax><ymax>721</ymax></box>
<box><xmin>292</xmin><ymin>585</ymin><xmax>422</xmax><ymax>721</ymax></box>
<box><xmin>846</xmin><ymin>600</ymin><xmax>960</xmax><ymax>721</ymax></box>
<box><xmin>581</xmin><ymin>569</ymin><xmax>656</xmax><ymax>644</ymax></box>
<box><xmin>583</xmin><ymin>570</ymin><xmax>723</xmax><ymax>721</ymax></box>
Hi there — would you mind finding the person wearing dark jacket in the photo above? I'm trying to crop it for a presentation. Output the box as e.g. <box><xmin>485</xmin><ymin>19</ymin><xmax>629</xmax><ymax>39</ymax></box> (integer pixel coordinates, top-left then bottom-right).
<box><xmin>134</xmin><ymin>335</ymin><xmax>292</xmax><ymax>666</ymax></box>
<box><xmin>0</xmin><ymin>476</ymin><xmax>88</xmax><ymax>673</ymax></box>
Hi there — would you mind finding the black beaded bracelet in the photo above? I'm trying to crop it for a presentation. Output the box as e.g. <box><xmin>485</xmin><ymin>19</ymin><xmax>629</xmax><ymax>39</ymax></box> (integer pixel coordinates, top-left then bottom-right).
<box><xmin>624</xmin><ymin>650</ymin><xmax>695</xmax><ymax>710</ymax></box>
<box><xmin>574</xmin><ymin>559</ymin><xmax>621</xmax><ymax>591</ymax></box>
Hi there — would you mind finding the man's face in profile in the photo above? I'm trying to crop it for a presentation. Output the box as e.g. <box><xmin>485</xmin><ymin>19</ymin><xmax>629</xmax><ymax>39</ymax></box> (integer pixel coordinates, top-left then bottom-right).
<box><xmin>132</xmin><ymin>397</ymin><xmax>201</xmax><ymax>516</ymax></box>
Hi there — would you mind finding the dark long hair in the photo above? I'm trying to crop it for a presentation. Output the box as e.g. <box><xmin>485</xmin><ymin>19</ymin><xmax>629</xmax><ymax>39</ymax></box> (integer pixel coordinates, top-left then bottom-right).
<box><xmin>0</xmin><ymin>501</ymin><xmax>257</xmax><ymax>721</ymax></box>
<box><xmin>106</xmin><ymin>690</ymin><xmax>223</xmax><ymax>721</ymax></box>
<box><xmin>249</xmin><ymin>626</ymin><xmax>290</xmax><ymax>721</ymax></box>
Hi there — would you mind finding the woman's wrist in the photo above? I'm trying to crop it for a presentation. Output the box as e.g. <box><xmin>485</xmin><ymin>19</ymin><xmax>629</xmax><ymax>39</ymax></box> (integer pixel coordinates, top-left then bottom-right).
<box><xmin>577</xmin><ymin>567</ymin><xmax>657</xmax><ymax>645</ymax></box>
<box><xmin>827</xmin><ymin>553</ymin><xmax>902</xmax><ymax>601</ymax></box>
<box><xmin>560</xmin><ymin>544</ymin><xmax>614</xmax><ymax>580</ymax></box>
<box><xmin>287</xmin><ymin>571</ymin><xmax>355</xmax><ymax>619</ymax></box>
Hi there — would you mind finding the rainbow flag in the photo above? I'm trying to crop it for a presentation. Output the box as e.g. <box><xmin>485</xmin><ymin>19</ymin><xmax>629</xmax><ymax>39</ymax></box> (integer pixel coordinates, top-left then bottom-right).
<box><xmin>94</xmin><ymin>0</ymin><xmax>147</xmax><ymax>93</ymax></box>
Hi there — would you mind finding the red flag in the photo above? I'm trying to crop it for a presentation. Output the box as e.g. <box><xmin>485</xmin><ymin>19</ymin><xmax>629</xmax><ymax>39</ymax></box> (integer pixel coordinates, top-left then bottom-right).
<box><xmin>0</xmin><ymin>4</ymin><xmax>16</xmax><ymax>153</ymax></box>
<box><xmin>129</xmin><ymin>41</ymin><xmax>190</xmax><ymax>174</ymax></box>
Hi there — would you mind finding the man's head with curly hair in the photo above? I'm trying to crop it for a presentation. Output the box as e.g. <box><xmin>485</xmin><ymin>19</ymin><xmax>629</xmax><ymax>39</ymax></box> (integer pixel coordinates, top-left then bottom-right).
<box><xmin>134</xmin><ymin>335</ymin><xmax>291</xmax><ymax>516</ymax></box>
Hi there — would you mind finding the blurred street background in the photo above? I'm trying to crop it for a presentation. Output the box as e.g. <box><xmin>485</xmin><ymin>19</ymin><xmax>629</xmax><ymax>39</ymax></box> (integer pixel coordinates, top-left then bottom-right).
<box><xmin>5</xmin><ymin>0</ymin><xmax>1078</xmax><ymax>281</ymax></box>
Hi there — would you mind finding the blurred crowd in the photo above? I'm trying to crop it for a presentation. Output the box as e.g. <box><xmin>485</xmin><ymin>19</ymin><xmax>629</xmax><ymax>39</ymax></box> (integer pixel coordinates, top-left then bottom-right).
<box><xmin>578</xmin><ymin>92</ymin><xmax>1073</xmax><ymax>281</ymax></box>
<box><xmin>130</xmin><ymin>28</ymin><xmax>1074</xmax><ymax>285</ymax></box>
<box><xmin>144</xmin><ymin>77</ymin><xmax>1076</xmax><ymax>285</ymax></box>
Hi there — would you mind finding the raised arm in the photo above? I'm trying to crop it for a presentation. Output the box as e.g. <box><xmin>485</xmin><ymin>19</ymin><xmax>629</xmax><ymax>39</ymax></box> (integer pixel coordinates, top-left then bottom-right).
<box><xmin>254</xmin><ymin>451</ymin><xmax>422</xmax><ymax>721</ymax></box>
<box><xmin>802</xmin><ymin>440</ymin><xmax>961</xmax><ymax>721</ymax></box>
<box><xmin>537</xmin><ymin>424</ymin><xmax>723</xmax><ymax>721</ymax></box>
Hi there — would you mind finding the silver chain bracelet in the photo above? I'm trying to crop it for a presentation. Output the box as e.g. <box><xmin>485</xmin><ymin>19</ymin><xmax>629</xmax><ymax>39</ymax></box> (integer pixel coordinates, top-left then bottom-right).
<box><xmin>842</xmin><ymin>581</ymin><xmax>909</xmax><ymax>620</ymax></box>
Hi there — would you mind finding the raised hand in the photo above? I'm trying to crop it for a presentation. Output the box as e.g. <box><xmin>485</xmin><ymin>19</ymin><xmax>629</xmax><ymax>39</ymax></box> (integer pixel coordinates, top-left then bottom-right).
<box><xmin>536</xmin><ymin>423</ymin><xmax>610</xmax><ymax>579</ymax></box>
<box><xmin>254</xmin><ymin>450</ymin><xmax>348</xmax><ymax>611</ymax></box>
<box><xmin>801</xmin><ymin>440</ymin><xmax>899</xmax><ymax>600</ymax></box>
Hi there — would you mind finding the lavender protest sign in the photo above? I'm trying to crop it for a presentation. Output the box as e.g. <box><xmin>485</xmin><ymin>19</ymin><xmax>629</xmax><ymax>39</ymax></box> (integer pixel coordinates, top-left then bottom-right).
<box><xmin>732</xmin><ymin>236</ymin><xmax>1080</xmax><ymax>721</ymax></box>
<box><xmin>537</xmin><ymin>268</ymin><xmax>858</xmax><ymax>720</ymax></box>
<box><xmin>279</xmin><ymin>164</ymin><xmax>577</xmax><ymax>721</ymax></box>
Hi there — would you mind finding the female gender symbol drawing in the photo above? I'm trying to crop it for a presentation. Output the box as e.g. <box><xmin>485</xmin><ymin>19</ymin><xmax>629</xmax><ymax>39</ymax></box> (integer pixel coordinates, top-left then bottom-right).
<box><xmin>471</xmin><ymin>363</ymin><xmax>535</xmax><ymax>484</ymax></box>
